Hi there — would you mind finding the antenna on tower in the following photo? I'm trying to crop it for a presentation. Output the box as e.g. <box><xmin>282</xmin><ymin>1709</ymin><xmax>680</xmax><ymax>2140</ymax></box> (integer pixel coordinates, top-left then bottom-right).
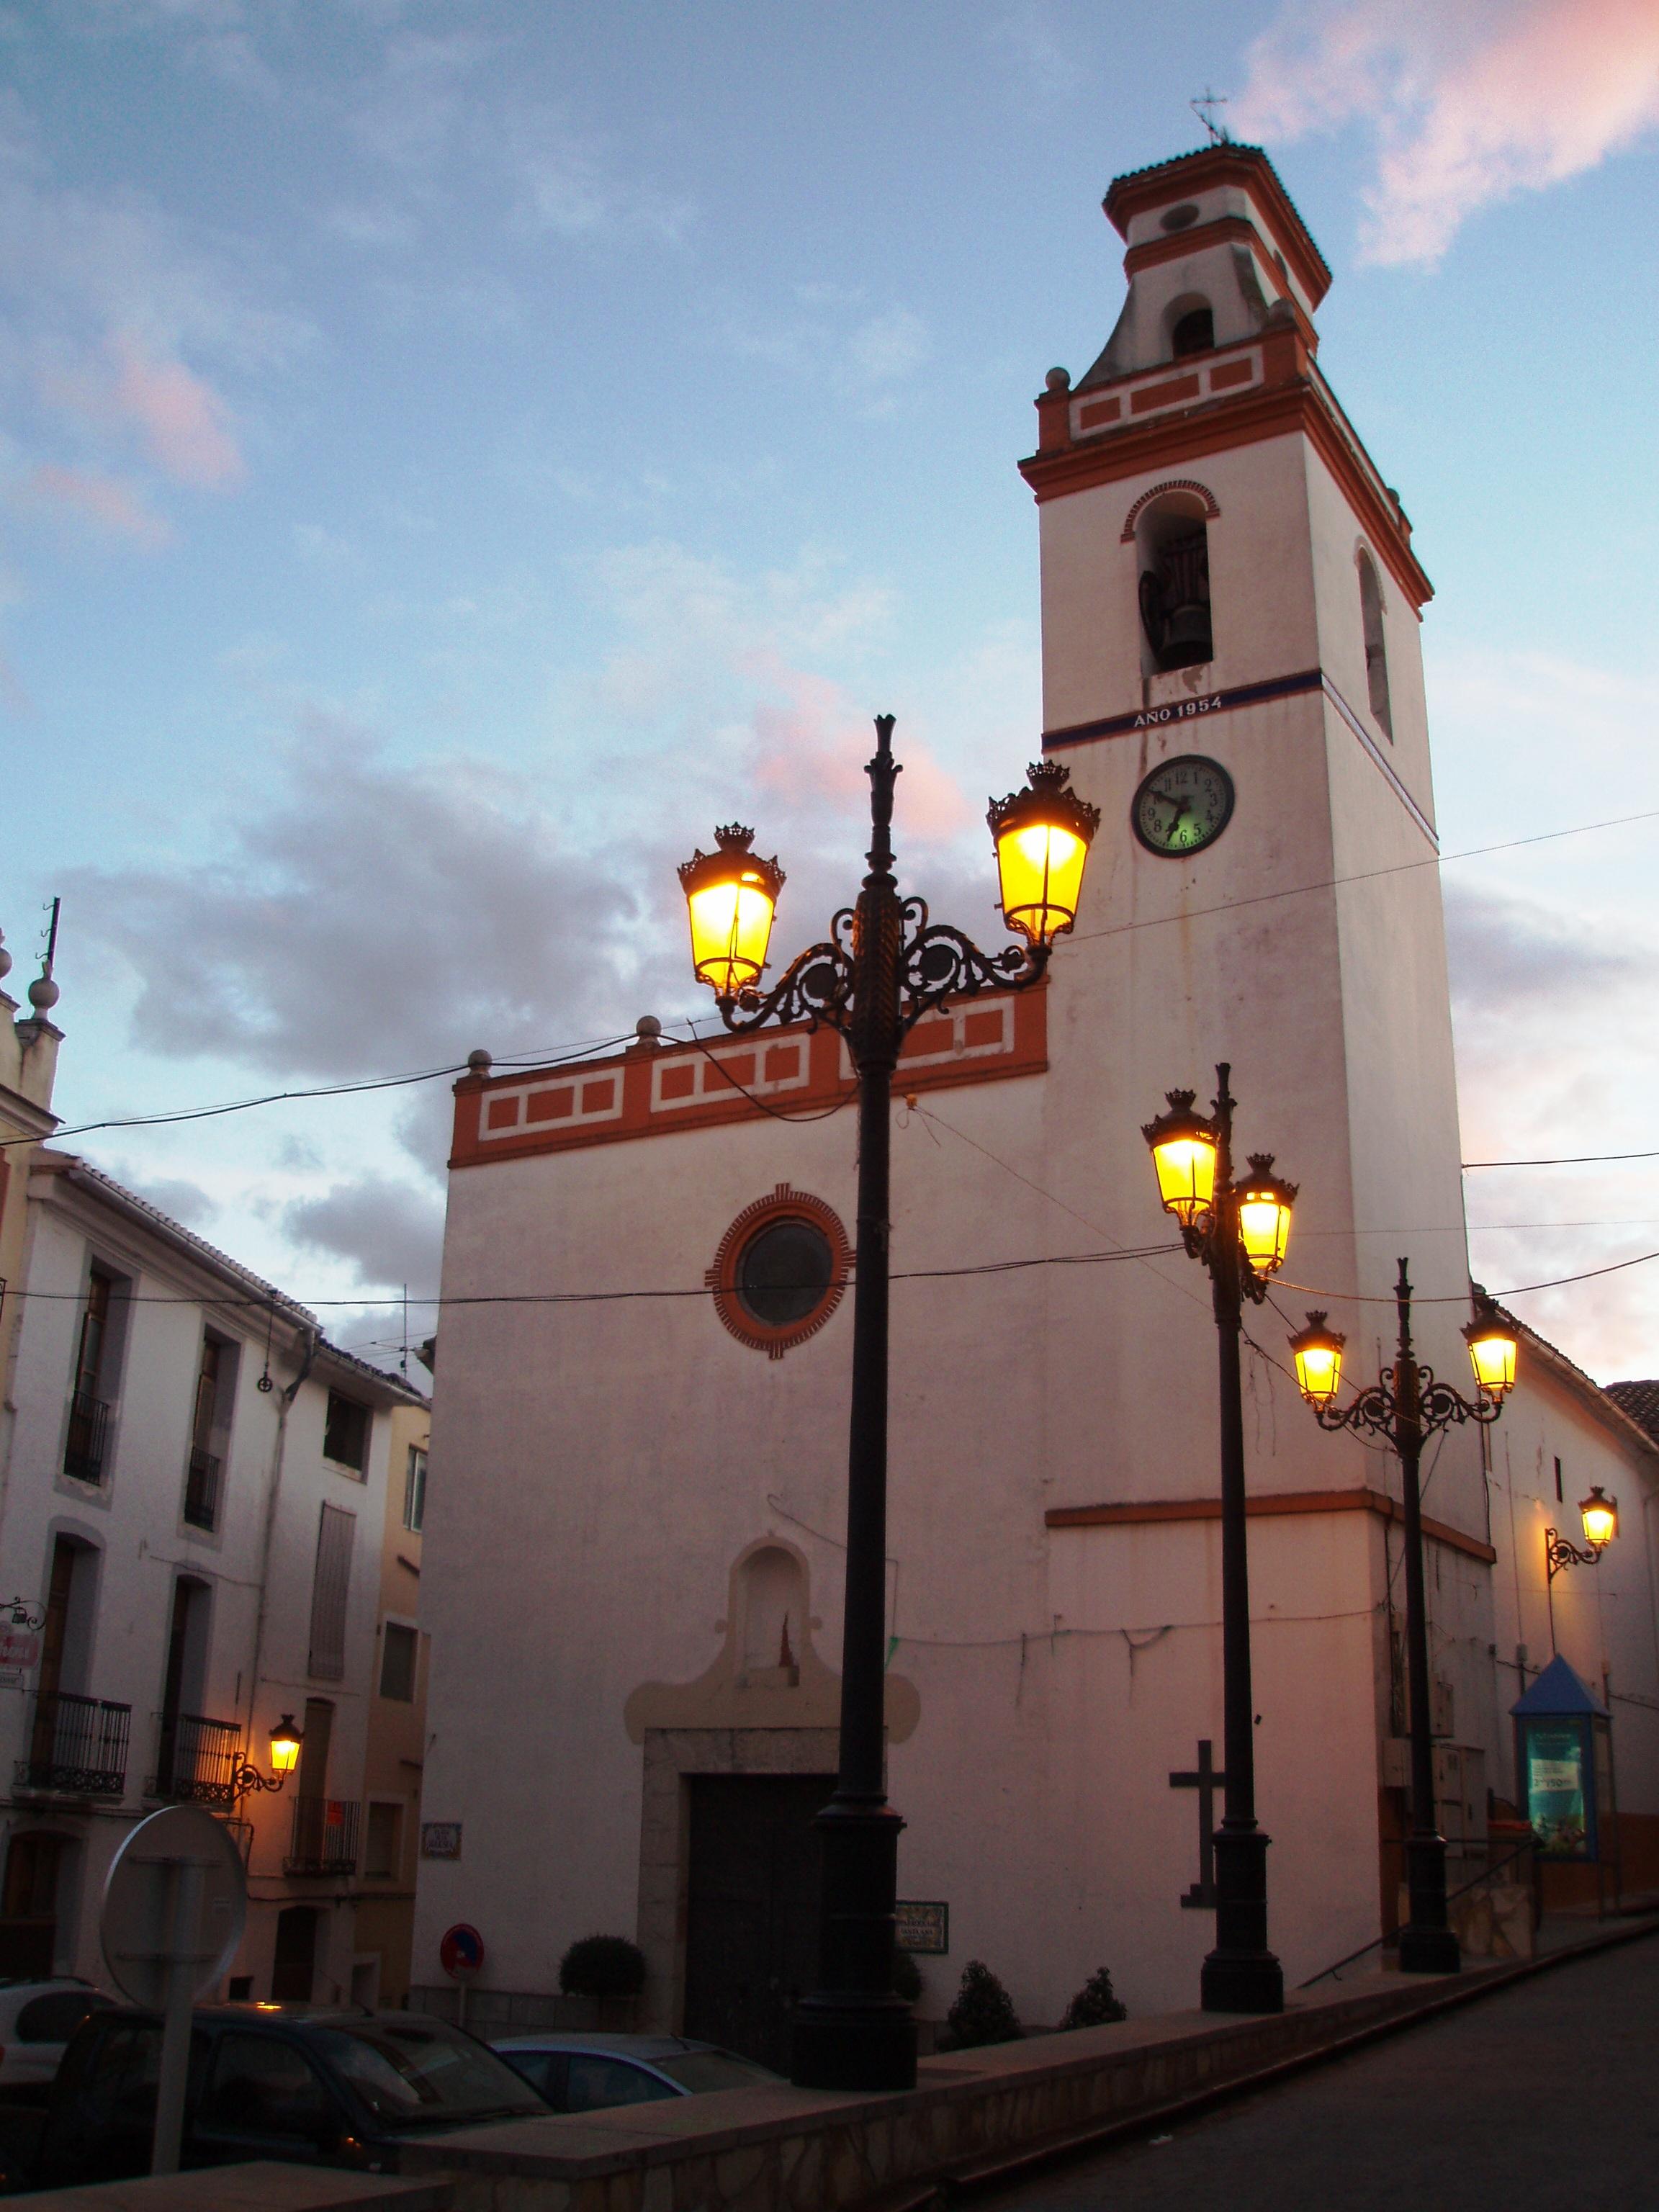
<box><xmin>1191</xmin><ymin>89</ymin><xmax>1231</xmax><ymax>145</ymax></box>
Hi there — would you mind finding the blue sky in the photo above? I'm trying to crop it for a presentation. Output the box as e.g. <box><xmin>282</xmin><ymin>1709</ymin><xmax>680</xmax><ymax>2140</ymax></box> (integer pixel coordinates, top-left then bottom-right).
<box><xmin>4</xmin><ymin>0</ymin><xmax>1658</xmax><ymax>1378</ymax></box>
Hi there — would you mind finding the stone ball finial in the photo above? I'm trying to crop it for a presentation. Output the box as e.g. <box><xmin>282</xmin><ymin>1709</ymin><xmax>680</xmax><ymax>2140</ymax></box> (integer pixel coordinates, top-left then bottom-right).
<box><xmin>0</xmin><ymin>930</ymin><xmax>10</xmax><ymax>984</ymax></box>
<box><xmin>1045</xmin><ymin>367</ymin><xmax>1071</xmax><ymax>392</ymax></box>
<box><xmin>636</xmin><ymin>1015</ymin><xmax>662</xmax><ymax>1043</ymax></box>
<box><xmin>466</xmin><ymin>1047</ymin><xmax>492</xmax><ymax>1076</ymax></box>
<box><xmin>28</xmin><ymin>969</ymin><xmax>59</xmax><ymax>1014</ymax></box>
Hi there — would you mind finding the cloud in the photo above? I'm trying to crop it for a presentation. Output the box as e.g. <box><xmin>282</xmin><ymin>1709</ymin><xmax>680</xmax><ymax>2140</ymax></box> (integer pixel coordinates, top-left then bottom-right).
<box><xmin>107</xmin><ymin>330</ymin><xmax>243</xmax><ymax>486</ymax></box>
<box><xmin>121</xmin><ymin>1172</ymin><xmax>217</xmax><ymax>1229</ymax></box>
<box><xmin>1235</xmin><ymin>0</ymin><xmax>1659</xmax><ymax>266</ymax></box>
<box><xmin>16</xmin><ymin>463</ymin><xmax>171</xmax><ymax>546</ymax></box>
<box><xmin>284</xmin><ymin>1173</ymin><xmax>445</xmax><ymax>1290</ymax></box>
<box><xmin>1444</xmin><ymin>881</ymin><xmax>1632</xmax><ymax>1017</ymax></box>
<box><xmin>986</xmin><ymin>5</ymin><xmax>1082</xmax><ymax>100</ymax></box>
<box><xmin>66</xmin><ymin>709</ymin><xmax>656</xmax><ymax>1080</ymax></box>
<box><xmin>723</xmin><ymin>288</ymin><xmax>930</xmax><ymax>409</ymax></box>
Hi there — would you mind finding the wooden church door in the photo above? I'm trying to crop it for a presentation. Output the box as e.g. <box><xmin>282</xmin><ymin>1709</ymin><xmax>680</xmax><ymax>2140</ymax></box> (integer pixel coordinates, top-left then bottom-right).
<box><xmin>682</xmin><ymin>1773</ymin><xmax>832</xmax><ymax>2069</ymax></box>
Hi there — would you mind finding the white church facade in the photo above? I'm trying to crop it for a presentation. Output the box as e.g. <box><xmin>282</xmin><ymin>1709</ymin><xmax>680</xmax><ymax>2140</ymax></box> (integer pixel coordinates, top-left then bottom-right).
<box><xmin>412</xmin><ymin>143</ymin><xmax>1659</xmax><ymax>2049</ymax></box>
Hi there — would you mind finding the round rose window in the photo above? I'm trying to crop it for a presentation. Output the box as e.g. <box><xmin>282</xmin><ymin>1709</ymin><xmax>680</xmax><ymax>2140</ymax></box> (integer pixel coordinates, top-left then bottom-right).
<box><xmin>708</xmin><ymin>1185</ymin><xmax>850</xmax><ymax>1358</ymax></box>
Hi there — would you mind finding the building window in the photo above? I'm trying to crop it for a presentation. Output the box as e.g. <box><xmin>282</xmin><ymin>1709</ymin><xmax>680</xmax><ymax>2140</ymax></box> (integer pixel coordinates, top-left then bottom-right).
<box><xmin>1171</xmin><ymin>304</ymin><xmax>1215</xmax><ymax>357</ymax></box>
<box><xmin>379</xmin><ymin>1622</ymin><xmax>418</xmax><ymax>1702</ymax></box>
<box><xmin>323</xmin><ymin>1392</ymin><xmax>370</xmax><ymax>1475</ymax></box>
<box><xmin>403</xmin><ymin>1447</ymin><xmax>427</xmax><ymax>1533</ymax></box>
<box><xmin>364</xmin><ymin>1802</ymin><xmax>402</xmax><ymax>1879</ymax></box>
<box><xmin>307</xmin><ymin>1506</ymin><xmax>356</xmax><ymax>1681</ymax></box>
<box><xmin>65</xmin><ymin>1269</ymin><xmax>116</xmax><ymax>1483</ymax></box>
<box><xmin>1359</xmin><ymin>551</ymin><xmax>1393</xmax><ymax>737</ymax></box>
<box><xmin>183</xmin><ymin>1334</ymin><xmax>233</xmax><ymax>1531</ymax></box>
<box><xmin>707</xmin><ymin>1185</ymin><xmax>852</xmax><ymax>1359</ymax></box>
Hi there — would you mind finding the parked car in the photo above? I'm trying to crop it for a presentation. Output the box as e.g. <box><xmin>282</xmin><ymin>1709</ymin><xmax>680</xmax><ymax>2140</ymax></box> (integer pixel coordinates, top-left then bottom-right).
<box><xmin>490</xmin><ymin>2032</ymin><xmax>781</xmax><ymax>2114</ymax></box>
<box><xmin>0</xmin><ymin>1979</ymin><xmax>116</xmax><ymax>2090</ymax></box>
<box><xmin>0</xmin><ymin>2002</ymin><xmax>550</xmax><ymax>2191</ymax></box>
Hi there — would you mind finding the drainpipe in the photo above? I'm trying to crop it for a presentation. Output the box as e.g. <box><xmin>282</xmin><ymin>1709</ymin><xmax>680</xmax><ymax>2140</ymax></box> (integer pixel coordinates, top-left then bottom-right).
<box><xmin>244</xmin><ymin>1324</ymin><xmax>318</xmax><ymax>1752</ymax></box>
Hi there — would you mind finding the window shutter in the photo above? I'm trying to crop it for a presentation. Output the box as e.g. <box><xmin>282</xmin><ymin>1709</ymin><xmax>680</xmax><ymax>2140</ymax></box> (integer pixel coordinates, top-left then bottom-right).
<box><xmin>307</xmin><ymin>1504</ymin><xmax>355</xmax><ymax>1680</ymax></box>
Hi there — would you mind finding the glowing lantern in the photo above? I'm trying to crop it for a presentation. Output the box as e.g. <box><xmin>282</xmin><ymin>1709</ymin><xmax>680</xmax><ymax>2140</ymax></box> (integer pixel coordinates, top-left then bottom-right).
<box><xmin>269</xmin><ymin>1714</ymin><xmax>303</xmax><ymax>1776</ymax></box>
<box><xmin>1579</xmin><ymin>1486</ymin><xmax>1618</xmax><ymax>1550</ymax></box>
<box><xmin>1289</xmin><ymin>1312</ymin><xmax>1346</xmax><ymax>1408</ymax></box>
<box><xmin>1462</xmin><ymin>1296</ymin><xmax>1518</xmax><ymax>1401</ymax></box>
<box><xmin>1142</xmin><ymin>1090</ymin><xmax>1218</xmax><ymax>1229</ymax></box>
<box><xmin>987</xmin><ymin>761</ymin><xmax>1101</xmax><ymax>946</ymax></box>
<box><xmin>1236</xmin><ymin>1154</ymin><xmax>1297</xmax><ymax>1277</ymax></box>
<box><xmin>678</xmin><ymin>826</ymin><xmax>785</xmax><ymax>1001</ymax></box>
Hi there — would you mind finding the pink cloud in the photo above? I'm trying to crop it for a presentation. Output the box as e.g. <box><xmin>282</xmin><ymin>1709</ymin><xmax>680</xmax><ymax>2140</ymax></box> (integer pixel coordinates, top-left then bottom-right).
<box><xmin>107</xmin><ymin>331</ymin><xmax>245</xmax><ymax>487</ymax></box>
<box><xmin>746</xmin><ymin>664</ymin><xmax>973</xmax><ymax>845</ymax></box>
<box><xmin>1236</xmin><ymin>0</ymin><xmax>1659</xmax><ymax>267</ymax></box>
<box><xmin>19</xmin><ymin>464</ymin><xmax>172</xmax><ymax>549</ymax></box>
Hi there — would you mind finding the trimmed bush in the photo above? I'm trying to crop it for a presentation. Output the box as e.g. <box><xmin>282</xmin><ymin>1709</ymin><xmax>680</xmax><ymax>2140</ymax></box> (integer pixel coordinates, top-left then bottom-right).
<box><xmin>558</xmin><ymin>1935</ymin><xmax>647</xmax><ymax>1998</ymax></box>
<box><xmin>1061</xmin><ymin>1965</ymin><xmax>1127</xmax><ymax>2028</ymax></box>
<box><xmin>946</xmin><ymin>1959</ymin><xmax>1021</xmax><ymax>2048</ymax></box>
<box><xmin>892</xmin><ymin>1949</ymin><xmax>922</xmax><ymax>2004</ymax></box>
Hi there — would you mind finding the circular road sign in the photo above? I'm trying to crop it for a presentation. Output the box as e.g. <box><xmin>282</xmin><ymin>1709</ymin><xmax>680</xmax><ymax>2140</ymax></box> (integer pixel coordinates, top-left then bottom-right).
<box><xmin>440</xmin><ymin>1923</ymin><xmax>485</xmax><ymax>1981</ymax></box>
<box><xmin>100</xmin><ymin>1804</ymin><xmax>247</xmax><ymax>2010</ymax></box>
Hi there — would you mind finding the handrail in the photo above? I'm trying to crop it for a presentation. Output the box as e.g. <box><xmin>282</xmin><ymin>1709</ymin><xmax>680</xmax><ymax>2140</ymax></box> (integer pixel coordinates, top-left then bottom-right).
<box><xmin>1298</xmin><ymin>1839</ymin><xmax>1534</xmax><ymax>1990</ymax></box>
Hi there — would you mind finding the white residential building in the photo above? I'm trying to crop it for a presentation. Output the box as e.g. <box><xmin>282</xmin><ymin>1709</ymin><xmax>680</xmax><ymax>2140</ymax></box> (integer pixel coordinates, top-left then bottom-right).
<box><xmin>0</xmin><ymin>1145</ymin><xmax>428</xmax><ymax>2005</ymax></box>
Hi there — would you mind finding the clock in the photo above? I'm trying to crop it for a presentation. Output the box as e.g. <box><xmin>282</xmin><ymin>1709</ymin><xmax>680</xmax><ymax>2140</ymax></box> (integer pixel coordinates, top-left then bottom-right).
<box><xmin>1130</xmin><ymin>755</ymin><xmax>1235</xmax><ymax>857</ymax></box>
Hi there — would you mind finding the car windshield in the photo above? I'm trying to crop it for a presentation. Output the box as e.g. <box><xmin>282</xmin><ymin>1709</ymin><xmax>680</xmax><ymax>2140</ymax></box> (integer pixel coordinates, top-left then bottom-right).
<box><xmin>652</xmin><ymin>2050</ymin><xmax>779</xmax><ymax>2094</ymax></box>
<box><xmin>310</xmin><ymin>2023</ymin><xmax>546</xmax><ymax>2127</ymax></box>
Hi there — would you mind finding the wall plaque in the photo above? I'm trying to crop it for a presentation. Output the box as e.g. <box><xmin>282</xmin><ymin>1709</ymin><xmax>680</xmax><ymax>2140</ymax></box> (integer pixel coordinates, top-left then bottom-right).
<box><xmin>421</xmin><ymin>1821</ymin><xmax>463</xmax><ymax>1860</ymax></box>
<box><xmin>896</xmin><ymin>1900</ymin><xmax>948</xmax><ymax>1954</ymax></box>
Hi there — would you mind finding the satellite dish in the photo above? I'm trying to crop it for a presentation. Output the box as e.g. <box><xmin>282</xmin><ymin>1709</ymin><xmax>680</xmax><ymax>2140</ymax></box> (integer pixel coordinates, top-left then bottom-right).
<box><xmin>100</xmin><ymin>1804</ymin><xmax>247</xmax><ymax>2010</ymax></box>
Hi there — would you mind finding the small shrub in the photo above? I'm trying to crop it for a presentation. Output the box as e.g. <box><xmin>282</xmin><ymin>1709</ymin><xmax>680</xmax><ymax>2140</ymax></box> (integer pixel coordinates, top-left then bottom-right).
<box><xmin>1061</xmin><ymin>1966</ymin><xmax>1127</xmax><ymax>2028</ymax></box>
<box><xmin>892</xmin><ymin>1949</ymin><xmax>922</xmax><ymax>2004</ymax></box>
<box><xmin>559</xmin><ymin>1935</ymin><xmax>647</xmax><ymax>1998</ymax></box>
<box><xmin>946</xmin><ymin>1959</ymin><xmax>1021</xmax><ymax>2048</ymax></box>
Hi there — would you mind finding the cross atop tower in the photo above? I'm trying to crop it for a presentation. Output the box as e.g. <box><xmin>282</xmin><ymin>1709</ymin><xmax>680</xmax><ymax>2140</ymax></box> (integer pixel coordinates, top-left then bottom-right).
<box><xmin>1191</xmin><ymin>89</ymin><xmax>1231</xmax><ymax>145</ymax></box>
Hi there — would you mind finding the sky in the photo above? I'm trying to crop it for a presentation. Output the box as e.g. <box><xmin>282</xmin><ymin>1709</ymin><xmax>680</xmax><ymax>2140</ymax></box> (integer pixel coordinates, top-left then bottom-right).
<box><xmin>3</xmin><ymin>0</ymin><xmax>1658</xmax><ymax>1382</ymax></box>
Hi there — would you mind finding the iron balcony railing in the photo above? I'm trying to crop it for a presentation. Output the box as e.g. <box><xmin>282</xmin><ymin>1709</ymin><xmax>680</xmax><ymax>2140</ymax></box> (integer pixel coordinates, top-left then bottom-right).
<box><xmin>183</xmin><ymin>1446</ymin><xmax>222</xmax><ymax>1530</ymax></box>
<box><xmin>284</xmin><ymin>1797</ymin><xmax>359</xmax><ymax>1877</ymax></box>
<box><xmin>63</xmin><ymin>1390</ymin><xmax>110</xmax><ymax>1483</ymax></box>
<box><xmin>17</xmin><ymin>1692</ymin><xmax>130</xmax><ymax>1795</ymax></box>
<box><xmin>149</xmin><ymin>1712</ymin><xmax>243</xmax><ymax>1806</ymax></box>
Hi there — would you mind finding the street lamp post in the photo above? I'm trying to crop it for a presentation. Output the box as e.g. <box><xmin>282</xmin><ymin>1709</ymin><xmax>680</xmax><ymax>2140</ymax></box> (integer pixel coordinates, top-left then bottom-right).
<box><xmin>680</xmin><ymin>716</ymin><xmax>1098</xmax><ymax>2092</ymax></box>
<box><xmin>1287</xmin><ymin>1264</ymin><xmax>1517</xmax><ymax>1974</ymax></box>
<box><xmin>1143</xmin><ymin>1066</ymin><xmax>1296</xmax><ymax>2015</ymax></box>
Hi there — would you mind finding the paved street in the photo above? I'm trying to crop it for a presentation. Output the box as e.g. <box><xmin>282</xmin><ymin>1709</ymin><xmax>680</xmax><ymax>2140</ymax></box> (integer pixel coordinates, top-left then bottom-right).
<box><xmin>976</xmin><ymin>1935</ymin><xmax>1659</xmax><ymax>2212</ymax></box>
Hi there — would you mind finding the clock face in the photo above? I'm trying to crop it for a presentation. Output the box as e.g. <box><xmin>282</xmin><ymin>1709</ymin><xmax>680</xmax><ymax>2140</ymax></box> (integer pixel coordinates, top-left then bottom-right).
<box><xmin>1131</xmin><ymin>755</ymin><xmax>1235</xmax><ymax>858</ymax></box>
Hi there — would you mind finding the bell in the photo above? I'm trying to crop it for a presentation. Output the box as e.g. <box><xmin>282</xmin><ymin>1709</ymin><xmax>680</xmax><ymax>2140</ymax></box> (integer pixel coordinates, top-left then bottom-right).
<box><xmin>1159</xmin><ymin>600</ymin><xmax>1213</xmax><ymax>668</ymax></box>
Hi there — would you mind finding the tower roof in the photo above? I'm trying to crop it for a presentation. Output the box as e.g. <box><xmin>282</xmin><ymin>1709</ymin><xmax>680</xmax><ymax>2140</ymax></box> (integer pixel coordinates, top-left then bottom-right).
<box><xmin>1105</xmin><ymin>142</ymin><xmax>1331</xmax><ymax>310</ymax></box>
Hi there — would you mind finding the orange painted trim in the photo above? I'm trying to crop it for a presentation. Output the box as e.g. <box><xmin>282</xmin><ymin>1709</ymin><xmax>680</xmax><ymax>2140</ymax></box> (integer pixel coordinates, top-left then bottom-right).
<box><xmin>449</xmin><ymin>984</ymin><xmax>1049</xmax><ymax>1170</ymax></box>
<box><xmin>1122</xmin><ymin>214</ymin><xmax>1262</xmax><ymax>277</ymax></box>
<box><xmin>1104</xmin><ymin>147</ymin><xmax>1331</xmax><ymax>308</ymax></box>
<box><xmin>1045</xmin><ymin>1488</ymin><xmax>1496</xmax><ymax>1565</ymax></box>
<box><xmin>1020</xmin><ymin>377</ymin><xmax>1433</xmax><ymax>611</ymax></box>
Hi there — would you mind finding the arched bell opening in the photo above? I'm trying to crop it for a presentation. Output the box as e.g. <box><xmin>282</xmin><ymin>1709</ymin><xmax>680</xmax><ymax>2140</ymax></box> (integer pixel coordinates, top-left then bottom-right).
<box><xmin>1358</xmin><ymin>549</ymin><xmax>1393</xmax><ymax>738</ymax></box>
<box><xmin>1137</xmin><ymin>494</ymin><xmax>1213</xmax><ymax>674</ymax></box>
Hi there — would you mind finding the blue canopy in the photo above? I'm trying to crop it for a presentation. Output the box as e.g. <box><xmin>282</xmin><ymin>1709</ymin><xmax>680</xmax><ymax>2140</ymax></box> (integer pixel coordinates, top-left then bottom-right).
<box><xmin>1511</xmin><ymin>1653</ymin><xmax>1607</xmax><ymax>1718</ymax></box>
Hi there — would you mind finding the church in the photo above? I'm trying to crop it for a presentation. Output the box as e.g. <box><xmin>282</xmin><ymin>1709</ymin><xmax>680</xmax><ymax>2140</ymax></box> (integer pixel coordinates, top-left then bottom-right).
<box><xmin>411</xmin><ymin>141</ymin><xmax>1659</xmax><ymax>2054</ymax></box>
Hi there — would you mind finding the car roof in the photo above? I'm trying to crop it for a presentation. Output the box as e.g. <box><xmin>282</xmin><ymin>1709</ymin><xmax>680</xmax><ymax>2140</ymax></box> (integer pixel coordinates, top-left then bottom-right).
<box><xmin>94</xmin><ymin>2005</ymin><xmax>454</xmax><ymax>2031</ymax></box>
<box><xmin>490</xmin><ymin>2033</ymin><xmax>722</xmax><ymax>2058</ymax></box>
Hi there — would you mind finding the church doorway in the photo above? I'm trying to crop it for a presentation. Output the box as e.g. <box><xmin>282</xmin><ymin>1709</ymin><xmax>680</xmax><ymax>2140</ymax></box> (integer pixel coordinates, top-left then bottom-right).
<box><xmin>682</xmin><ymin>1773</ymin><xmax>831</xmax><ymax>2070</ymax></box>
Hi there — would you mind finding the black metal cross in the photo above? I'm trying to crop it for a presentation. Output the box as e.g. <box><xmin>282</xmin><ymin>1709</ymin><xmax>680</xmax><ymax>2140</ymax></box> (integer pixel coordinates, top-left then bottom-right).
<box><xmin>1169</xmin><ymin>1739</ymin><xmax>1227</xmax><ymax>1908</ymax></box>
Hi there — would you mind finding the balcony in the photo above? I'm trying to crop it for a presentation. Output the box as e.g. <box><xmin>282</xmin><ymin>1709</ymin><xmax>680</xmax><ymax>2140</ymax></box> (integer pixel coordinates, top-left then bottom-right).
<box><xmin>284</xmin><ymin>1797</ymin><xmax>359</xmax><ymax>1877</ymax></box>
<box><xmin>63</xmin><ymin>1391</ymin><xmax>109</xmax><ymax>1483</ymax></box>
<box><xmin>16</xmin><ymin>1693</ymin><xmax>130</xmax><ymax>1796</ymax></box>
<box><xmin>183</xmin><ymin>1446</ymin><xmax>222</xmax><ymax>1530</ymax></box>
<box><xmin>149</xmin><ymin>1713</ymin><xmax>243</xmax><ymax>1807</ymax></box>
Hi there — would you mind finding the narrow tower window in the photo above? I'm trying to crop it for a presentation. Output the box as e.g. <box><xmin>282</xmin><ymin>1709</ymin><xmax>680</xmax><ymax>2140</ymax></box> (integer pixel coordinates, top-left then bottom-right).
<box><xmin>1359</xmin><ymin>552</ymin><xmax>1392</xmax><ymax>737</ymax></box>
<box><xmin>1138</xmin><ymin>499</ymin><xmax>1213</xmax><ymax>673</ymax></box>
<box><xmin>1171</xmin><ymin>306</ymin><xmax>1214</xmax><ymax>357</ymax></box>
